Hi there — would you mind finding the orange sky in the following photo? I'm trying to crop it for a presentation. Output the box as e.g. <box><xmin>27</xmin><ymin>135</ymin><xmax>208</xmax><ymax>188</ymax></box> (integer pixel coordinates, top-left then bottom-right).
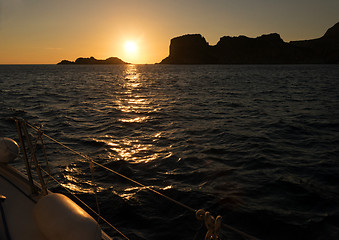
<box><xmin>0</xmin><ymin>0</ymin><xmax>338</xmax><ymax>64</ymax></box>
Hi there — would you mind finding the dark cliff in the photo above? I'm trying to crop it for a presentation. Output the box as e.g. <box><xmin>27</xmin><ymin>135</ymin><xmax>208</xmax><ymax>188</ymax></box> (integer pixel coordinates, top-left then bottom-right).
<box><xmin>58</xmin><ymin>56</ymin><xmax>128</xmax><ymax>65</ymax></box>
<box><xmin>160</xmin><ymin>34</ymin><xmax>211</xmax><ymax>64</ymax></box>
<box><xmin>160</xmin><ymin>22</ymin><xmax>339</xmax><ymax>64</ymax></box>
<box><xmin>290</xmin><ymin>22</ymin><xmax>339</xmax><ymax>63</ymax></box>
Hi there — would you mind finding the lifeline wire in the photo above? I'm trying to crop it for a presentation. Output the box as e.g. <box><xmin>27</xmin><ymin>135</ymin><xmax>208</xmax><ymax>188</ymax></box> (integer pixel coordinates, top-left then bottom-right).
<box><xmin>26</xmin><ymin>121</ymin><xmax>196</xmax><ymax>212</ymax></box>
<box><xmin>25</xmin><ymin>120</ymin><xmax>259</xmax><ymax>240</ymax></box>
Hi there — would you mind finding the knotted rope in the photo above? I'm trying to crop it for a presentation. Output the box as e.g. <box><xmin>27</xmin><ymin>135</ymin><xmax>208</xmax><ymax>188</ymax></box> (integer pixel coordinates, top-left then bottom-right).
<box><xmin>196</xmin><ymin>209</ymin><xmax>222</xmax><ymax>240</ymax></box>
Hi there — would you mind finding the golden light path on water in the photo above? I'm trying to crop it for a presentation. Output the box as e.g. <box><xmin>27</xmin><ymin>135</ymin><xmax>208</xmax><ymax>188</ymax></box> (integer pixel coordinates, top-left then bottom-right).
<box><xmin>62</xmin><ymin>65</ymin><xmax>174</xmax><ymax>200</ymax></box>
<box><xmin>111</xmin><ymin>64</ymin><xmax>169</xmax><ymax>164</ymax></box>
<box><xmin>62</xmin><ymin>165</ymin><xmax>103</xmax><ymax>194</ymax></box>
<box><xmin>109</xmin><ymin>65</ymin><xmax>174</xmax><ymax>199</ymax></box>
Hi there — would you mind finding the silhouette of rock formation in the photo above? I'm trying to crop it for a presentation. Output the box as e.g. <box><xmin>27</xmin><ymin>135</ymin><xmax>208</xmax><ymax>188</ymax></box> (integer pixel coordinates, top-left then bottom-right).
<box><xmin>160</xmin><ymin>22</ymin><xmax>339</xmax><ymax>64</ymax></box>
<box><xmin>57</xmin><ymin>56</ymin><xmax>128</xmax><ymax>65</ymax></box>
<box><xmin>290</xmin><ymin>22</ymin><xmax>339</xmax><ymax>64</ymax></box>
<box><xmin>161</xmin><ymin>34</ymin><xmax>211</xmax><ymax>64</ymax></box>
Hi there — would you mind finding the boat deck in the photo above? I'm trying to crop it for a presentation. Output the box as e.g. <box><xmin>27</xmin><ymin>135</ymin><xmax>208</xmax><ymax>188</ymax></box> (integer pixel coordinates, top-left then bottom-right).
<box><xmin>0</xmin><ymin>164</ymin><xmax>47</xmax><ymax>240</ymax></box>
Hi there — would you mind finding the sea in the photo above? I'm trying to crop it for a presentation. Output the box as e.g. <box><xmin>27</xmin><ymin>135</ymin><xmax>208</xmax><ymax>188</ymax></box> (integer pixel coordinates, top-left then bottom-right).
<box><xmin>0</xmin><ymin>64</ymin><xmax>339</xmax><ymax>240</ymax></box>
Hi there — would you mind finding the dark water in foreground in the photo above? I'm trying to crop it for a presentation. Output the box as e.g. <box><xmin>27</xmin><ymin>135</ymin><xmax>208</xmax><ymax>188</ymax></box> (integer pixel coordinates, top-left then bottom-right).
<box><xmin>0</xmin><ymin>64</ymin><xmax>339</xmax><ymax>240</ymax></box>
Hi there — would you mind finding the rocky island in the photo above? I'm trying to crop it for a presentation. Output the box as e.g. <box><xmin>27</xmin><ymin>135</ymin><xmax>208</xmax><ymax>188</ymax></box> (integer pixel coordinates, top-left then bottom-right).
<box><xmin>160</xmin><ymin>22</ymin><xmax>339</xmax><ymax>64</ymax></box>
<box><xmin>58</xmin><ymin>56</ymin><xmax>128</xmax><ymax>65</ymax></box>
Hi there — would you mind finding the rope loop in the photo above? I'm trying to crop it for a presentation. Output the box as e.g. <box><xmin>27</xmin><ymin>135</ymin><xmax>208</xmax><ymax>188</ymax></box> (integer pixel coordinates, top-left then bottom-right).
<box><xmin>196</xmin><ymin>209</ymin><xmax>222</xmax><ymax>240</ymax></box>
<box><xmin>89</xmin><ymin>160</ymin><xmax>95</xmax><ymax>174</ymax></box>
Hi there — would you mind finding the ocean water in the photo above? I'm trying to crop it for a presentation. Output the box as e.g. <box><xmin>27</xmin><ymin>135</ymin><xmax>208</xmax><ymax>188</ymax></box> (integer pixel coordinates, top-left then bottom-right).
<box><xmin>0</xmin><ymin>64</ymin><xmax>339</xmax><ymax>240</ymax></box>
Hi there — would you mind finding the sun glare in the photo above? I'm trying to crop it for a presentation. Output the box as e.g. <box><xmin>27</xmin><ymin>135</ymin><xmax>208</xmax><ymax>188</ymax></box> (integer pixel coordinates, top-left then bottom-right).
<box><xmin>124</xmin><ymin>41</ymin><xmax>137</xmax><ymax>54</ymax></box>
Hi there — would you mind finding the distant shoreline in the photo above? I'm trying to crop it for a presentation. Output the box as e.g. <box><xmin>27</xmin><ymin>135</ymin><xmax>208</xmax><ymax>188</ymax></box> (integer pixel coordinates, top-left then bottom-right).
<box><xmin>160</xmin><ymin>22</ymin><xmax>339</xmax><ymax>64</ymax></box>
<box><xmin>57</xmin><ymin>56</ymin><xmax>128</xmax><ymax>65</ymax></box>
<box><xmin>2</xmin><ymin>62</ymin><xmax>339</xmax><ymax>66</ymax></box>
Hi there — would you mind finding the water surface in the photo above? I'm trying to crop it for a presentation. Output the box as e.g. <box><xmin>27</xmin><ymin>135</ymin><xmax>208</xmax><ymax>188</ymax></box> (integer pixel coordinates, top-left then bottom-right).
<box><xmin>0</xmin><ymin>64</ymin><xmax>339</xmax><ymax>240</ymax></box>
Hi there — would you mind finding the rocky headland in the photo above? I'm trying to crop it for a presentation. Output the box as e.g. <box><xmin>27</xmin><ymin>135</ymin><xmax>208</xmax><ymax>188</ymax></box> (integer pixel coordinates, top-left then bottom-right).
<box><xmin>160</xmin><ymin>22</ymin><xmax>339</xmax><ymax>64</ymax></box>
<box><xmin>58</xmin><ymin>56</ymin><xmax>128</xmax><ymax>65</ymax></box>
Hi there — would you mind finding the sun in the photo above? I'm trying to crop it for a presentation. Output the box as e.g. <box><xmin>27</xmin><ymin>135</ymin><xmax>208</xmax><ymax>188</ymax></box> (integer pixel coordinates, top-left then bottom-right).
<box><xmin>124</xmin><ymin>41</ymin><xmax>138</xmax><ymax>54</ymax></box>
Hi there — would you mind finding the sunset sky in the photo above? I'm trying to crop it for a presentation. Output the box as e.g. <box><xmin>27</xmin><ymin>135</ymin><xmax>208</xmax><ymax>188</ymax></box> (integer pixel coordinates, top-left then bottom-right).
<box><xmin>1</xmin><ymin>0</ymin><xmax>338</xmax><ymax>64</ymax></box>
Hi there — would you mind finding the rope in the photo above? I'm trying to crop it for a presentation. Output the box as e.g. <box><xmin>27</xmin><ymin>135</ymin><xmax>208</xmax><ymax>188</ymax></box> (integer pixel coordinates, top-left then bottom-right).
<box><xmin>24</xmin><ymin>119</ymin><xmax>259</xmax><ymax>240</ymax></box>
<box><xmin>196</xmin><ymin>209</ymin><xmax>222</xmax><ymax>240</ymax></box>
<box><xmin>38</xmin><ymin>128</ymin><xmax>52</xmax><ymax>186</ymax></box>
<box><xmin>89</xmin><ymin>159</ymin><xmax>101</xmax><ymax>223</ymax></box>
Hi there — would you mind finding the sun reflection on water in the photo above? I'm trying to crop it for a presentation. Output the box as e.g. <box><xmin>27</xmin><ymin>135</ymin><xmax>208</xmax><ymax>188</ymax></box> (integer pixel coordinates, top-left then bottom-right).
<box><xmin>113</xmin><ymin>185</ymin><xmax>174</xmax><ymax>201</ymax></box>
<box><xmin>61</xmin><ymin>165</ymin><xmax>99</xmax><ymax>194</ymax></box>
<box><xmin>106</xmin><ymin>65</ymin><xmax>166</xmax><ymax>164</ymax></box>
<box><xmin>119</xmin><ymin>116</ymin><xmax>149</xmax><ymax>123</ymax></box>
<box><xmin>59</xmin><ymin>64</ymin><xmax>172</xmax><ymax>196</ymax></box>
<box><xmin>115</xmin><ymin>65</ymin><xmax>154</xmax><ymax>122</ymax></box>
<box><xmin>108</xmin><ymin>138</ymin><xmax>161</xmax><ymax>164</ymax></box>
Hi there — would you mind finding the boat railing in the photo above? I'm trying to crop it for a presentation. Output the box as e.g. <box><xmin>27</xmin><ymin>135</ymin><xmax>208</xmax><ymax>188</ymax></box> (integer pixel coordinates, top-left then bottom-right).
<box><xmin>14</xmin><ymin>118</ymin><xmax>49</xmax><ymax>196</ymax></box>
<box><xmin>12</xmin><ymin>118</ymin><xmax>259</xmax><ymax>240</ymax></box>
